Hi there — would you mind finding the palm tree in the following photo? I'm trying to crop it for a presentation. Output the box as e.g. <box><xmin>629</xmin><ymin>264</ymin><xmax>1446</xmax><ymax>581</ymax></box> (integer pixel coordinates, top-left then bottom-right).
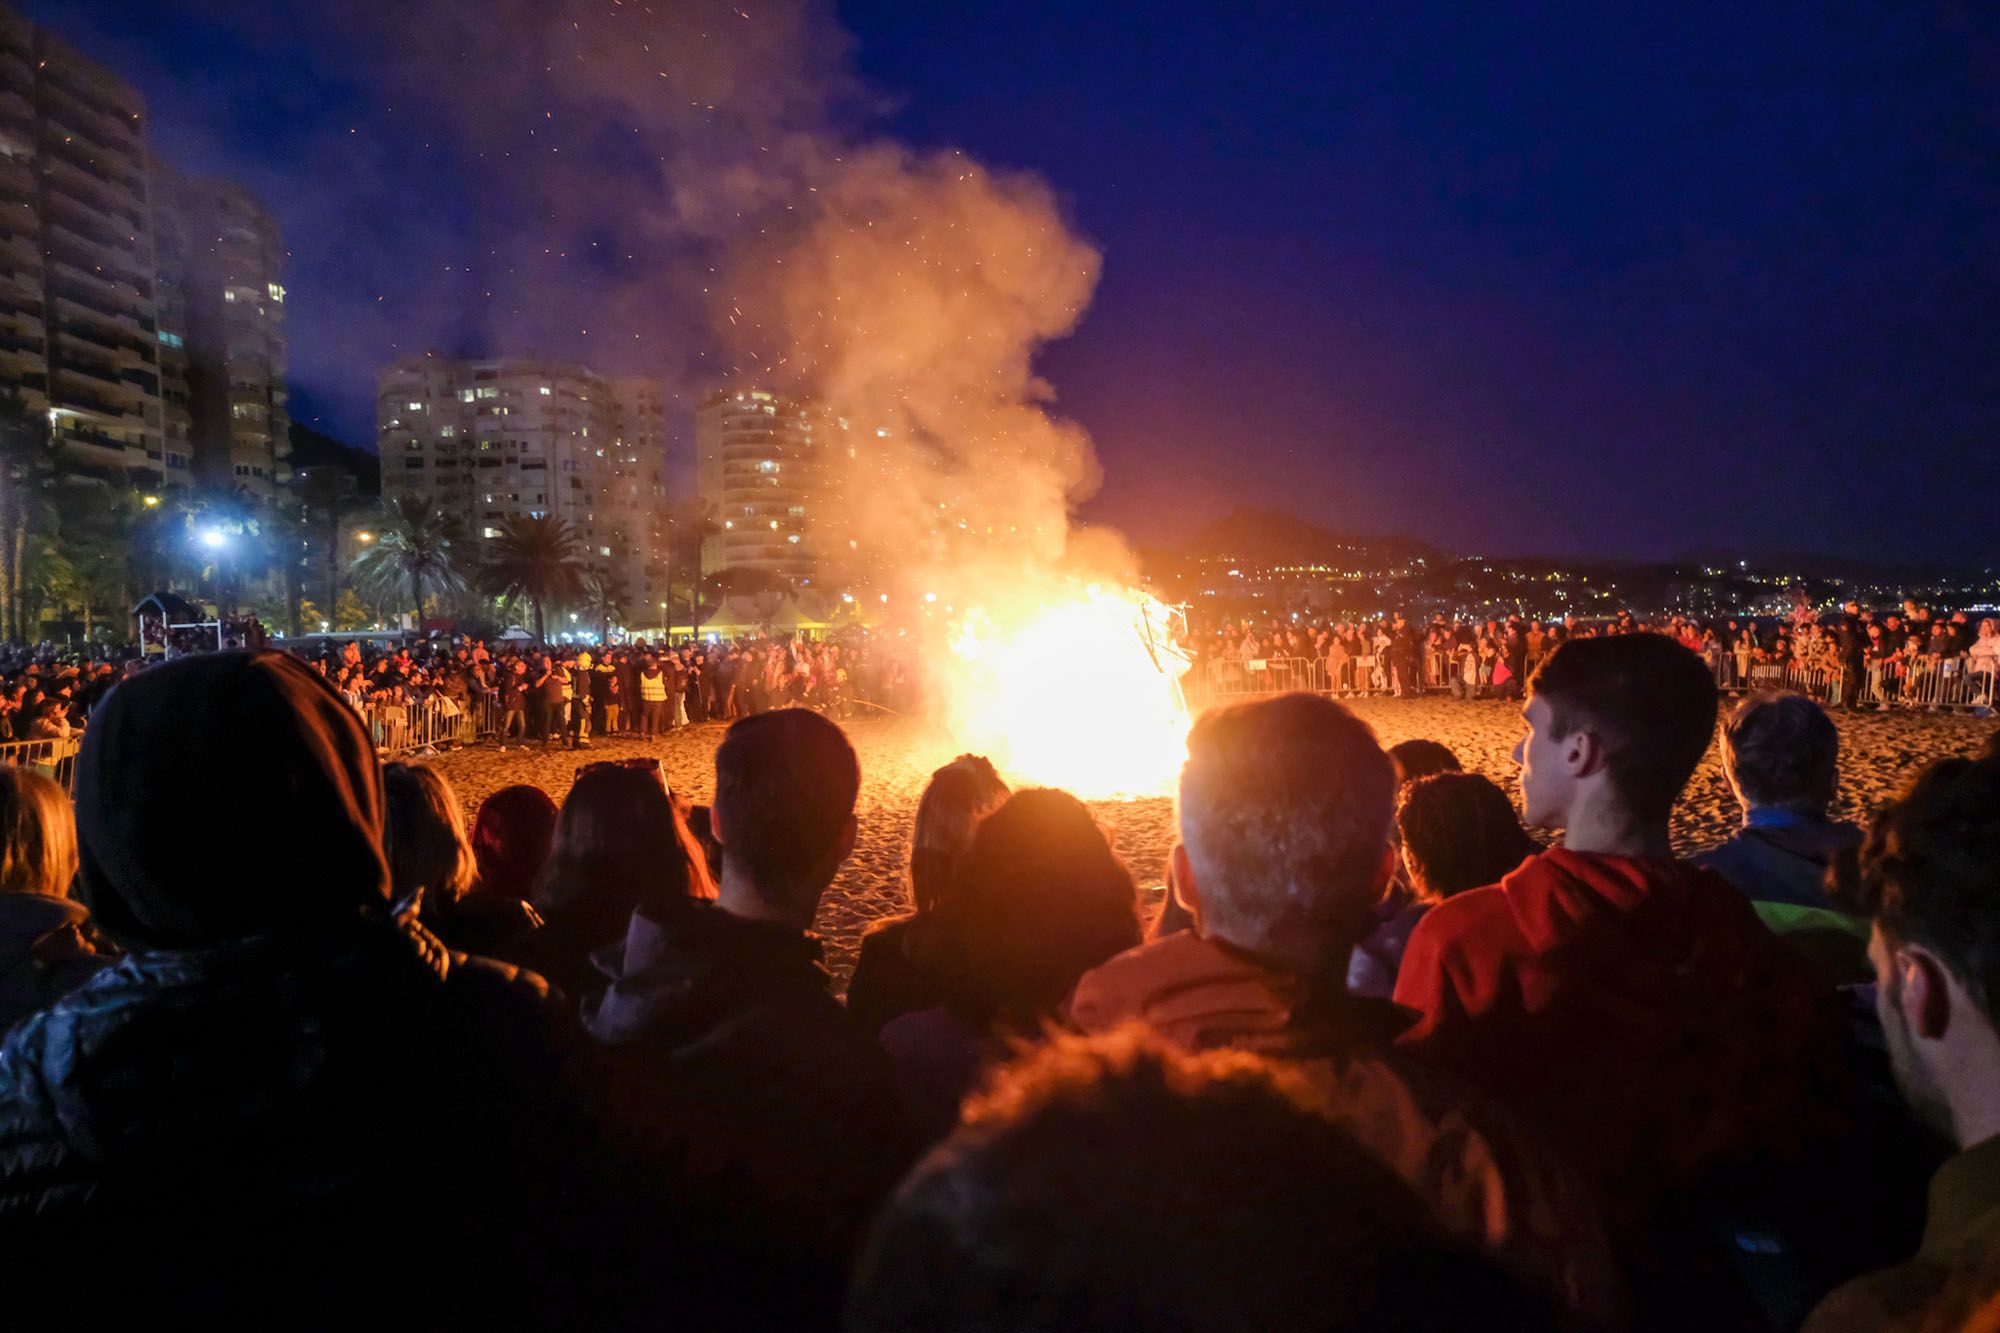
<box><xmin>350</xmin><ymin>495</ymin><xmax>469</xmax><ymax>629</ymax></box>
<box><xmin>662</xmin><ymin>499</ymin><xmax>723</xmax><ymax>641</ymax></box>
<box><xmin>483</xmin><ymin>513</ymin><xmax>585</xmax><ymax>644</ymax></box>
<box><xmin>579</xmin><ymin>566</ymin><xmax>629</xmax><ymax>642</ymax></box>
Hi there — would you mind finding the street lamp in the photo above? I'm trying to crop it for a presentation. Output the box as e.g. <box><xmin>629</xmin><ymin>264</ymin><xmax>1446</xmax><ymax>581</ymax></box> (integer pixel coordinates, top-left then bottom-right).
<box><xmin>141</xmin><ymin>494</ymin><xmax>159</xmax><ymax>508</ymax></box>
<box><xmin>198</xmin><ymin>526</ymin><xmax>228</xmax><ymax>550</ymax></box>
<box><xmin>355</xmin><ymin>531</ymin><xmax>375</xmax><ymax>545</ymax></box>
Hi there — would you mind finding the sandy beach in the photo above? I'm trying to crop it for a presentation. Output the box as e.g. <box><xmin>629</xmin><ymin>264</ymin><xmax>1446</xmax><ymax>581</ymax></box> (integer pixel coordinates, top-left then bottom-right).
<box><xmin>429</xmin><ymin>699</ymin><xmax>1996</xmax><ymax>990</ymax></box>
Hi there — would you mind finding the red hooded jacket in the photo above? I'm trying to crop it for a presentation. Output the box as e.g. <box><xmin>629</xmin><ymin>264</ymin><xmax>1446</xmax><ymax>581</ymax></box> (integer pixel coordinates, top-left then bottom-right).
<box><xmin>1394</xmin><ymin>847</ymin><xmax>1849</xmax><ymax>1226</ymax></box>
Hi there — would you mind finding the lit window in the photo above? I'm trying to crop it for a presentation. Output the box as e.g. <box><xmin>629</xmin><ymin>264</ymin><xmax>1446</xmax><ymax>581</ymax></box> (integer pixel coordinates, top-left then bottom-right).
<box><xmin>439</xmin><ymin>426</ymin><xmax>455</xmax><ymax>438</ymax></box>
<box><xmin>158</xmin><ymin>331</ymin><xmax>184</xmax><ymax>349</ymax></box>
<box><xmin>457</xmin><ymin>389</ymin><xmax>475</xmax><ymax>403</ymax></box>
<box><xmin>267</xmin><ymin>283</ymin><xmax>286</xmax><ymax>303</ymax></box>
<box><xmin>723</xmin><ymin>520</ymin><xmax>733</xmax><ymax>529</ymax></box>
<box><xmin>476</xmin><ymin>387</ymin><xmax>499</xmax><ymax>400</ymax></box>
<box><xmin>599</xmin><ymin>546</ymin><xmax>611</xmax><ymax>557</ymax></box>
<box><xmin>481</xmin><ymin>525</ymin><xmax>501</xmax><ymax>538</ymax></box>
<box><xmin>223</xmin><ymin>290</ymin><xmax>237</xmax><ymax>304</ymax></box>
<box><xmin>407</xmin><ymin>401</ymin><xmax>422</xmax><ymax>412</ymax></box>
<box><xmin>539</xmin><ymin>386</ymin><xmax>552</xmax><ymax>396</ymax></box>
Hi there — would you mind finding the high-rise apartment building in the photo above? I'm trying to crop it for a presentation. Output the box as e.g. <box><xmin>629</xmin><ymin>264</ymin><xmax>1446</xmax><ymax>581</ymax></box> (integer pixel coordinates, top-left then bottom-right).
<box><xmin>694</xmin><ymin>388</ymin><xmax>816</xmax><ymax>581</ymax></box>
<box><xmin>0</xmin><ymin>6</ymin><xmax>165</xmax><ymax>480</ymax></box>
<box><xmin>377</xmin><ymin>356</ymin><xmax>668</xmax><ymax>609</ymax></box>
<box><xmin>155</xmin><ymin>168</ymin><xmax>288</xmax><ymax>494</ymax></box>
<box><xmin>0</xmin><ymin>3</ymin><xmax>286</xmax><ymax>494</ymax></box>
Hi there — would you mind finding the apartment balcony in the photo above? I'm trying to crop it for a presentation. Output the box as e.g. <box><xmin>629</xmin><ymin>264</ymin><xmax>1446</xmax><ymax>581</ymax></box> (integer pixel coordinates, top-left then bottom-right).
<box><xmin>45</xmin><ymin>192</ymin><xmax>138</xmax><ymax>256</ymax></box>
<box><xmin>48</xmin><ymin>272</ymin><xmax>148</xmax><ymax>332</ymax></box>
<box><xmin>40</xmin><ymin>155</ymin><xmax>143</xmax><ymax>230</ymax></box>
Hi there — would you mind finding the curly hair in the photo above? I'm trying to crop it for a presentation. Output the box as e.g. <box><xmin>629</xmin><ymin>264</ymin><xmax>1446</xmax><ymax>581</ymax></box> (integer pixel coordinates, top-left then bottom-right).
<box><xmin>1396</xmin><ymin>773</ymin><xmax>1540</xmax><ymax>902</ymax></box>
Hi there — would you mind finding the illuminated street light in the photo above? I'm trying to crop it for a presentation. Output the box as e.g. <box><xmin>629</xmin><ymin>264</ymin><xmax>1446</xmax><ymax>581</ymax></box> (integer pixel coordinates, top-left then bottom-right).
<box><xmin>141</xmin><ymin>494</ymin><xmax>160</xmax><ymax>508</ymax></box>
<box><xmin>355</xmin><ymin>531</ymin><xmax>375</xmax><ymax>544</ymax></box>
<box><xmin>198</xmin><ymin>526</ymin><xmax>228</xmax><ymax>550</ymax></box>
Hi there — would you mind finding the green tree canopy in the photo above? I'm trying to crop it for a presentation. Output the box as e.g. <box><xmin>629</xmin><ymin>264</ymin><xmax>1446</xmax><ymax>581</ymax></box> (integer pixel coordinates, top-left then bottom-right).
<box><xmin>350</xmin><ymin>495</ymin><xmax>470</xmax><ymax>627</ymax></box>
<box><xmin>482</xmin><ymin>513</ymin><xmax>585</xmax><ymax>644</ymax></box>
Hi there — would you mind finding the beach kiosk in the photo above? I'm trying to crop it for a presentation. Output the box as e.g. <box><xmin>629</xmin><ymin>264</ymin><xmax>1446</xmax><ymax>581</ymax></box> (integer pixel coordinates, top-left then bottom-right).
<box><xmin>133</xmin><ymin>591</ymin><xmax>220</xmax><ymax>657</ymax></box>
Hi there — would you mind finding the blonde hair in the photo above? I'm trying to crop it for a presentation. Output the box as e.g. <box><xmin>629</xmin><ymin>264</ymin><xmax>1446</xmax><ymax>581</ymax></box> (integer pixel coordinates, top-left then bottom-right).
<box><xmin>382</xmin><ymin>761</ymin><xmax>476</xmax><ymax>907</ymax></box>
<box><xmin>0</xmin><ymin>765</ymin><xmax>78</xmax><ymax>898</ymax></box>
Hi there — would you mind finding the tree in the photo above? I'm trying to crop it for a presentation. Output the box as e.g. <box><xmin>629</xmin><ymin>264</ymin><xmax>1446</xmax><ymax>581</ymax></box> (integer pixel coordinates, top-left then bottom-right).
<box><xmin>0</xmin><ymin>393</ymin><xmax>59</xmax><ymax>643</ymax></box>
<box><xmin>350</xmin><ymin>495</ymin><xmax>469</xmax><ymax>629</ymax></box>
<box><xmin>483</xmin><ymin>514</ymin><xmax>585</xmax><ymax>644</ymax></box>
<box><xmin>579</xmin><ymin>566</ymin><xmax>629</xmax><ymax>642</ymax></box>
<box><xmin>662</xmin><ymin>499</ymin><xmax>723</xmax><ymax>641</ymax></box>
<box><xmin>46</xmin><ymin>483</ymin><xmax>133</xmax><ymax>641</ymax></box>
<box><xmin>176</xmin><ymin>483</ymin><xmax>264</xmax><ymax>618</ymax></box>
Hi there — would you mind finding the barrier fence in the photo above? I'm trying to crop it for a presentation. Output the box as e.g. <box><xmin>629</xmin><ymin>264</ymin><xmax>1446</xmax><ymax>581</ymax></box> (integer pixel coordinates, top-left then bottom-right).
<box><xmin>0</xmin><ymin>736</ymin><xmax>82</xmax><ymax>793</ymax></box>
<box><xmin>1186</xmin><ymin>652</ymin><xmax>1998</xmax><ymax>714</ymax></box>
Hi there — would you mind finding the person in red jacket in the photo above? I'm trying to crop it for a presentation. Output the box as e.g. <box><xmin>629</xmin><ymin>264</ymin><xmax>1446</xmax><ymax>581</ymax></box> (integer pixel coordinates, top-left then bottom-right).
<box><xmin>1393</xmin><ymin>633</ymin><xmax>1849</xmax><ymax>1243</ymax></box>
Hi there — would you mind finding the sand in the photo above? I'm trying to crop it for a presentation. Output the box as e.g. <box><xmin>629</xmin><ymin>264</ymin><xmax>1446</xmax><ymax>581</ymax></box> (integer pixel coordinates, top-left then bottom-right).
<box><xmin>428</xmin><ymin>700</ymin><xmax>1996</xmax><ymax>990</ymax></box>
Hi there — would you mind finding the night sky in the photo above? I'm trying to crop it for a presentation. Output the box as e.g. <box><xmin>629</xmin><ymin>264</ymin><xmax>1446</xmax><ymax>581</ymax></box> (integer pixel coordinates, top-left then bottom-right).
<box><xmin>26</xmin><ymin>1</ymin><xmax>2000</xmax><ymax>564</ymax></box>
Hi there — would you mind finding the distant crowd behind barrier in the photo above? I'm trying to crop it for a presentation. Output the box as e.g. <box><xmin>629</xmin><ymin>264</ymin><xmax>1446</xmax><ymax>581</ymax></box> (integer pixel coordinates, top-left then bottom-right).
<box><xmin>0</xmin><ymin>628</ymin><xmax>922</xmax><ymax>772</ymax></box>
<box><xmin>0</xmin><ymin>595</ymin><xmax>1990</xmax><ymax>789</ymax></box>
<box><xmin>1189</xmin><ymin>601</ymin><xmax>2000</xmax><ymax>713</ymax></box>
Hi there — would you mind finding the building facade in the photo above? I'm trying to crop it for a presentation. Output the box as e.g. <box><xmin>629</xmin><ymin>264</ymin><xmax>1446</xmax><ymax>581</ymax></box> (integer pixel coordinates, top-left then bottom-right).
<box><xmin>0</xmin><ymin>7</ymin><xmax>166</xmax><ymax>481</ymax></box>
<box><xmin>0</xmin><ymin>3</ymin><xmax>284</xmax><ymax>495</ymax></box>
<box><xmin>156</xmin><ymin>168</ymin><xmax>288</xmax><ymax>495</ymax></box>
<box><xmin>694</xmin><ymin>388</ymin><xmax>816</xmax><ymax>581</ymax></box>
<box><xmin>377</xmin><ymin>356</ymin><xmax>669</xmax><ymax>613</ymax></box>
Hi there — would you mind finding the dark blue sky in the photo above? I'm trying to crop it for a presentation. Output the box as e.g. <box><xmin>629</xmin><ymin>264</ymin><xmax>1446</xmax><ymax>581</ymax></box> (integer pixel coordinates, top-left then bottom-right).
<box><xmin>28</xmin><ymin>1</ymin><xmax>2000</xmax><ymax>562</ymax></box>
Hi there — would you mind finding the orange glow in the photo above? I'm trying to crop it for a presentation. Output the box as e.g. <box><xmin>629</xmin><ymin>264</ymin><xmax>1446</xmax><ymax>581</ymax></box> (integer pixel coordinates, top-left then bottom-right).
<box><xmin>937</xmin><ymin>584</ymin><xmax>1191</xmax><ymax>799</ymax></box>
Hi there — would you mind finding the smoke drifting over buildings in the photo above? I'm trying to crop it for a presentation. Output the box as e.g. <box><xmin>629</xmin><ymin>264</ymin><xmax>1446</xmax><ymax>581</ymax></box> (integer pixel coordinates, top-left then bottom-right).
<box><xmin>281</xmin><ymin>0</ymin><xmax>1125</xmax><ymax>597</ymax></box>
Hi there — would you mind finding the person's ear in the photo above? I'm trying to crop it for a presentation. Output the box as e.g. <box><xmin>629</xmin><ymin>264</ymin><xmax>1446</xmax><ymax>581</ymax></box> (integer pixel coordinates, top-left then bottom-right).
<box><xmin>1567</xmin><ymin>728</ymin><xmax>1605</xmax><ymax>779</ymax></box>
<box><xmin>834</xmin><ymin>812</ymin><xmax>858</xmax><ymax>863</ymax></box>
<box><xmin>1897</xmin><ymin>945</ymin><xmax>1953</xmax><ymax>1042</ymax></box>
<box><xmin>1170</xmin><ymin>843</ymin><xmax>1199</xmax><ymax>916</ymax></box>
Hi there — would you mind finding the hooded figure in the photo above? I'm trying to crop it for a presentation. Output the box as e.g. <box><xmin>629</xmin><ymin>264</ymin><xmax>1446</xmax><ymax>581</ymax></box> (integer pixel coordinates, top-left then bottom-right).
<box><xmin>0</xmin><ymin>653</ymin><xmax>633</xmax><ymax>1326</ymax></box>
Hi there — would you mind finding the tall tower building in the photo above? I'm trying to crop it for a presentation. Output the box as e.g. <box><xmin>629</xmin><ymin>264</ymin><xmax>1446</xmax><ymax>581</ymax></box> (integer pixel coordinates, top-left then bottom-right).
<box><xmin>377</xmin><ymin>356</ymin><xmax>669</xmax><ymax>612</ymax></box>
<box><xmin>0</xmin><ymin>6</ymin><xmax>165</xmax><ymax>480</ymax></box>
<box><xmin>693</xmin><ymin>388</ymin><xmax>816</xmax><ymax>582</ymax></box>
<box><xmin>156</xmin><ymin>170</ymin><xmax>288</xmax><ymax>494</ymax></box>
<box><xmin>605</xmin><ymin>376</ymin><xmax>668</xmax><ymax>605</ymax></box>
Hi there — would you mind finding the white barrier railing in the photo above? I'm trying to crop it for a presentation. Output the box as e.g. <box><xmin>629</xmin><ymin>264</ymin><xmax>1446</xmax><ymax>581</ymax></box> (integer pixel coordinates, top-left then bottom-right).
<box><xmin>0</xmin><ymin>735</ymin><xmax>82</xmax><ymax>792</ymax></box>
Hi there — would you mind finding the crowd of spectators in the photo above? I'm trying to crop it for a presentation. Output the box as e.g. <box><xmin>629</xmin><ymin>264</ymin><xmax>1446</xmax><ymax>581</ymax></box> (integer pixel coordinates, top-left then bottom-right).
<box><xmin>1203</xmin><ymin>600</ymin><xmax>2000</xmax><ymax>705</ymax></box>
<box><xmin>0</xmin><ymin>626</ymin><xmax>1993</xmax><ymax>1325</ymax></box>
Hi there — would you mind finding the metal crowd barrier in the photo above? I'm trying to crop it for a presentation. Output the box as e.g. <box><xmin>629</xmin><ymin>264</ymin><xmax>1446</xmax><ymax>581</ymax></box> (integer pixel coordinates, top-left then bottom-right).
<box><xmin>0</xmin><ymin>735</ymin><xmax>83</xmax><ymax>793</ymax></box>
<box><xmin>1186</xmin><ymin>654</ymin><xmax>1418</xmax><ymax>709</ymax></box>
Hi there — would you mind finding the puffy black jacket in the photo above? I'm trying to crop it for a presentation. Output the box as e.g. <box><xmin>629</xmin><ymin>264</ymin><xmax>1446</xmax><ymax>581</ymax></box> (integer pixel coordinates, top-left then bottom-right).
<box><xmin>0</xmin><ymin>916</ymin><xmax>610</xmax><ymax>1324</ymax></box>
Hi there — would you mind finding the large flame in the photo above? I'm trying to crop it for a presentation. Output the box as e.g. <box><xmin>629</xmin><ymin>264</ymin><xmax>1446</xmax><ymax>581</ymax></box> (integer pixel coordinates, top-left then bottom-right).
<box><xmin>933</xmin><ymin>584</ymin><xmax>1192</xmax><ymax>799</ymax></box>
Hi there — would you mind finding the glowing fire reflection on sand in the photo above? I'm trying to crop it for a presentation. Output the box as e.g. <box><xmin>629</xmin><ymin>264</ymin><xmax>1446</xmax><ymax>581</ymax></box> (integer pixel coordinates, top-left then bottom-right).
<box><xmin>936</xmin><ymin>584</ymin><xmax>1192</xmax><ymax>800</ymax></box>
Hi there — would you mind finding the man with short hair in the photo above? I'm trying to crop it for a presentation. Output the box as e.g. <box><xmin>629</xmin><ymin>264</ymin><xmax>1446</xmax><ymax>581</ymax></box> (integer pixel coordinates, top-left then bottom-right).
<box><xmin>587</xmin><ymin>709</ymin><xmax>912</xmax><ymax>1316</ymax></box>
<box><xmin>1394</xmin><ymin>634</ymin><xmax>1848</xmax><ymax>1234</ymax></box>
<box><xmin>1069</xmin><ymin>693</ymin><xmax>1616</xmax><ymax>1318</ymax></box>
<box><xmin>1698</xmin><ymin>692</ymin><xmax>1862</xmax><ymax>910</ymax></box>
<box><xmin>1804</xmin><ymin>754</ymin><xmax>2000</xmax><ymax>1332</ymax></box>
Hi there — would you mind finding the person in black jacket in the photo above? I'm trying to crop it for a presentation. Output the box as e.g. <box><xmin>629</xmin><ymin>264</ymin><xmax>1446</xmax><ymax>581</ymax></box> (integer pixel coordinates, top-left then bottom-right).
<box><xmin>587</xmin><ymin>710</ymin><xmax>916</xmax><ymax>1324</ymax></box>
<box><xmin>0</xmin><ymin>652</ymin><xmax>659</xmax><ymax>1327</ymax></box>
